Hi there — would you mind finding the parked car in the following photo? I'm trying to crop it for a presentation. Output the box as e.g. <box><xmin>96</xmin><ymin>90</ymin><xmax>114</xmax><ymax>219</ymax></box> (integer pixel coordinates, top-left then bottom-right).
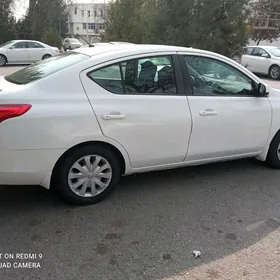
<box><xmin>1</xmin><ymin>44</ymin><xmax>280</xmax><ymax>205</ymax></box>
<box><xmin>0</xmin><ymin>40</ymin><xmax>60</xmax><ymax>66</ymax></box>
<box><xmin>63</xmin><ymin>38</ymin><xmax>83</xmax><ymax>51</ymax></box>
<box><xmin>241</xmin><ymin>45</ymin><xmax>280</xmax><ymax>79</ymax></box>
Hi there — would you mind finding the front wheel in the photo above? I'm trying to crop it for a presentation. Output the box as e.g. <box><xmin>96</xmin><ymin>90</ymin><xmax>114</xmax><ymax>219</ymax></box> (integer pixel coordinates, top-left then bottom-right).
<box><xmin>266</xmin><ymin>132</ymin><xmax>280</xmax><ymax>168</ymax></box>
<box><xmin>53</xmin><ymin>145</ymin><xmax>121</xmax><ymax>205</ymax></box>
<box><xmin>269</xmin><ymin>65</ymin><xmax>280</xmax><ymax>80</ymax></box>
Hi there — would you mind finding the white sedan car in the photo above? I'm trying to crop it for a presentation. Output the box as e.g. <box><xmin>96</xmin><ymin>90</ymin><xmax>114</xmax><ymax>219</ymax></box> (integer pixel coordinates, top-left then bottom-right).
<box><xmin>0</xmin><ymin>40</ymin><xmax>60</xmax><ymax>66</ymax></box>
<box><xmin>242</xmin><ymin>45</ymin><xmax>280</xmax><ymax>80</ymax></box>
<box><xmin>1</xmin><ymin>44</ymin><xmax>280</xmax><ymax>205</ymax></box>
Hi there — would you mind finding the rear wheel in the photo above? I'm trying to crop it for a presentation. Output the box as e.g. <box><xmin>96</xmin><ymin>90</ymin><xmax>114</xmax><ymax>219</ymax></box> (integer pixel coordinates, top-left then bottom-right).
<box><xmin>0</xmin><ymin>54</ymin><xmax>7</xmax><ymax>66</ymax></box>
<box><xmin>266</xmin><ymin>132</ymin><xmax>280</xmax><ymax>168</ymax></box>
<box><xmin>42</xmin><ymin>54</ymin><xmax>52</xmax><ymax>60</ymax></box>
<box><xmin>53</xmin><ymin>145</ymin><xmax>121</xmax><ymax>205</ymax></box>
<box><xmin>269</xmin><ymin>65</ymin><xmax>280</xmax><ymax>80</ymax></box>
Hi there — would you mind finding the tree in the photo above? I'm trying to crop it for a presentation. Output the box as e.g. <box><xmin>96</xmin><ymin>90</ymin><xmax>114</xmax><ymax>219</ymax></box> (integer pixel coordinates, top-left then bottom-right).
<box><xmin>0</xmin><ymin>0</ymin><xmax>16</xmax><ymax>43</ymax></box>
<box><xmin>103</xmin><ymin>0</ymin><xmax>147</xmax><ymax>43</ymax></box>
<box><xmin>104</xmin><ymin>0</ymin><xmax>251</xmax><ymax>57</ymax></box>
<box><xmin>26</xmin><ymin>0</ymin><xmax>70</xmax><ymax>41</ymax></box>
<box><xmin>251</xmin><ymin>0</ymin><xmax>280</xmax><ymax>45</ymax></box>
<box><xmin>42</xmin><ymin>28</ymin><xmax>62</xmax><ymax>48</ymax></box>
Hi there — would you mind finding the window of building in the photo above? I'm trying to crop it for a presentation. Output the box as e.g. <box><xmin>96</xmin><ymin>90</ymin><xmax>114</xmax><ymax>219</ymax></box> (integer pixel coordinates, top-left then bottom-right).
<box><xmin>94</xmin><ymin>10</ymin><xmax>97</xmax><ymax>17</ymax></box>
<box><xmin>81</xmin><ymin>10</ymin><xmax>84</xmax><ymax>17</ymax></box>
<box><xmin>74</xmin><ymin>7</ymin><xmax>77</xmax><ymax>14</ymax></box>
<box><xmin>99</xmin><ymin>9</ymin><xmax>104</xmax><ymax>17</ymax></box>
<box><xmin>87</xmin><ymin>56</ymin><xmax>178</xmax><ymax>95</ymax></box>
<box><xmin>83</xmin><ymin>23</ymin><xmax>87</xmax><ymax>30</ymax></box>
<box><xmin>88</xmin><ymin>10</ymin><xmax>90</xmax><ymax>17</ymax></box>
<box><xmin>88</xmin><ymin>23</ymin><xmax>95</xmax><ymax>30</ymax></box>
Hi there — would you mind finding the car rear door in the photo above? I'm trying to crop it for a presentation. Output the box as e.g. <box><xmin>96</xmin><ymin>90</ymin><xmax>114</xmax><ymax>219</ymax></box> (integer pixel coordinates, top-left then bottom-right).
<box><xmin>241</xmin><ymin>47</ymin><xmax>255</xmax><ymax>70</ymax></box>
<box><xmin>27</xmin><ymin>41</ymin><xmax>45</xmax><ymax>62</ymax></box>
<box><xmin>80</xmin><ymin>53</ymin><xmax>192</xmax><ymax>169</ymax></box>
<box><xmin>178</xmin><ymin>52</ymin><xmax>271</xmax><ymax>162</ymax></box>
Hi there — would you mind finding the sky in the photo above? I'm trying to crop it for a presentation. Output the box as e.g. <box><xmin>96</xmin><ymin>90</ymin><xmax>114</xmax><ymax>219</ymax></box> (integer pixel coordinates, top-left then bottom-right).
<box><xmin>13</xmin><ymin>0</ymin><xmax>107</xmax><ymax>19</ymax></box>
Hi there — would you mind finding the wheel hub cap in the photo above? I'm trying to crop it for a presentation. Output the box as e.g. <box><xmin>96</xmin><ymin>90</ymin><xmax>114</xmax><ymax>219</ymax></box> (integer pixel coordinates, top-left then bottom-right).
<box><xmin>271</xmin><ymin>67</ymin><xmax>280</xmax><ymax>79</ymax></box>
<box><xmin>68</xmin><ymin>155</ymin><xmax>112</xmax><ymax>198</ymax></box>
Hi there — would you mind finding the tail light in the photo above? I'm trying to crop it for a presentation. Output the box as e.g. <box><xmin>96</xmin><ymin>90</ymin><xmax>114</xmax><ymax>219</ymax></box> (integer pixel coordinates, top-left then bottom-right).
<box><xmin>0</xmin><ymin>104</ymin><xmax>32</xmax><ymax>123</ymax></box>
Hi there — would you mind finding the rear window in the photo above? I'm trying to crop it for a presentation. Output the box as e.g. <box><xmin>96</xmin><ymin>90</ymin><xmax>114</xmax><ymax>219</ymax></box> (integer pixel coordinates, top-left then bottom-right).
<box><xmin>5</xmin><ymin>52</ymin><xmax>90</xmax><ymax>85</ymax></box>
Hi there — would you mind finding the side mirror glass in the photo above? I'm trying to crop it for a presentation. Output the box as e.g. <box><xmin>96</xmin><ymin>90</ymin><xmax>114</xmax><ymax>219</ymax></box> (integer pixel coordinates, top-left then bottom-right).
<box><xmin>257</xmin><ymin>83</ymin><xmax>268</xmax><ymax>97</ymax></box>
<box><xmin>261</xmin><ymin>53</ymin><xmax>269</xmax><ymax>58</ymax></box>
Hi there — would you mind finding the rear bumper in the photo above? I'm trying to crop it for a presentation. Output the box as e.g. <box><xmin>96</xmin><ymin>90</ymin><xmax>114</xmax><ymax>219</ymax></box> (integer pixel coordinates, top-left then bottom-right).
<box><xmin>0</xmin><ymin>148</ymin><xmax>66</xmax><ymax>189</ymax></box>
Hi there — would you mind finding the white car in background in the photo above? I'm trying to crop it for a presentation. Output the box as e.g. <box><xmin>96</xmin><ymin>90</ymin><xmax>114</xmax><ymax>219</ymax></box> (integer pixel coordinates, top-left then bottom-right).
<box><xmin>241</xmin><ymin>45</ymin><xmax>280</xmax><ymax>80</ymax></box>
<box><xmin>1</xmin><ymin>44</ymin><xmax>280</xmax><ymax>205</ymax></box>
<box><xmin>0</xmin><ymin>40</ymin><xmax>60</xmax><ymax>66</ymax></box>
<box><xmin>62</xmin><ymin>38</ymin><xmax>83</xmax><ymax>51</ymax></box>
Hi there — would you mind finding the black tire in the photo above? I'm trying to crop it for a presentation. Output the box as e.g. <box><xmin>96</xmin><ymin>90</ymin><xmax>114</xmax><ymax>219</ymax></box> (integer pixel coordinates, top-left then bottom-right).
<box><xmin>269</xmin><ymin>65</ymin><xmax>280</xmax><ymax>80</ymax></box>
<box><xmin>53</xmin><ymin>145</ymin><xmax>121</xmax><ymax>205</ymax></box>
<box><xmin>42</xmin><ymin>54</ymin><xmax>52</xmax><ymax>60</ymax></box>
<box><xmin>0</xmin><ymin>54</ymin><xmax>7</xmax><ymax>66</ymax></box>
<box><xmin>266</xmin><ymin>132</ymin><xmax>280</xmax><ymax>169</ymax></box>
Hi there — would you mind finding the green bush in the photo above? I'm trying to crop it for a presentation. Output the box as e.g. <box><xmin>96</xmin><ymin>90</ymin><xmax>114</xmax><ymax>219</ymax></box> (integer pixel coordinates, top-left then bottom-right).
<box><xmin>42</xmin><ymin>29</ymin><xmax>62</xmax><ymax>48</ymax></box>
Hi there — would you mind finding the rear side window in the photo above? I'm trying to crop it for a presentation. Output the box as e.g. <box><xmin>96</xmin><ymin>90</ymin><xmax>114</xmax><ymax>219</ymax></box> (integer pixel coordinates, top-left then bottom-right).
<box><xmin>87</xmin><ymin>55</ymin><xmax>178</xmax><ymax>95</ymax></box>
<box><xmin>5</xmin><ymin>52</ymin><xmax>90</xmax><ymax>85</ymax></box>
<box><xmin>244</xmin><ymin>47</ymin><xmax>254</xmax><ymax>55</ymax></box>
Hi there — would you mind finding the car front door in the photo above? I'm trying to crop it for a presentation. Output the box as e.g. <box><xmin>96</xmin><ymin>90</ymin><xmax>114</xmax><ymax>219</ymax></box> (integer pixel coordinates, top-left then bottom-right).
<box><xmin>251</xmin><ymin>47</ymin><xmax>271</xmax><ymax>74</ymax></box>
<box><xmin>178</xmin><ymin>53</ymin><xmax>271</xmax><ymax>162</ymax></box>
<box><xmin>27</xmin><ymin>41</ymin><xmax>45</xmax><ymax>62</ymax></box>
<box><xmin>7</xmin><ymin>41</ymin><xmax>29</xmax><ymax>63</ymax></box>
<box><xmin>80</xmin><ymin>53</ymin><xmax>192</xmax><ymax>168</ymax></box>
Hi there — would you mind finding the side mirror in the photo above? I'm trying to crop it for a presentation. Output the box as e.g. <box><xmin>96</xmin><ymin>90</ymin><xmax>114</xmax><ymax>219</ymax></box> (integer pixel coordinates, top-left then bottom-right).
<box><xmin>9</xmin><ymin>46</ymin><xmax>15</xmax><ymax>50</ymax></box>
<box><xmin>261</xmin><ymin>53</ymin><xmax>270</xmax><ymax>58</ymax></box>
<box><xmin>257</xmin><ymin>83</ymin><xmax>268</xmax><ymax>97</ymax></box>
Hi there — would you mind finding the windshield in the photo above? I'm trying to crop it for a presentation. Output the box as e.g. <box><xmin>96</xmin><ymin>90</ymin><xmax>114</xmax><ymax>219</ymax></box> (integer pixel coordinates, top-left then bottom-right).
<box><xmin>0</xmin><ymin>40</ymin><xmax>14</xmax><ymax>48</ymax></box>
<box><xmin>5</xmin><ymin>52</ymin><xmax>90</xmax><ymax>85</ymax></box>
<box><xmin>267</xmin><ymin>47</ymin><xmax>280</xmax><ymax>57</ymax></box>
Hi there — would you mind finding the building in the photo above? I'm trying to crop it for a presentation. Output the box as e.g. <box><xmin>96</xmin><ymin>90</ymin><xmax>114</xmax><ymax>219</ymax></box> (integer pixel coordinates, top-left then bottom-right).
<box><xmin>67</xmin><ymin>0</ymin><xmax>109</xmax><ymax>43</ymax></box>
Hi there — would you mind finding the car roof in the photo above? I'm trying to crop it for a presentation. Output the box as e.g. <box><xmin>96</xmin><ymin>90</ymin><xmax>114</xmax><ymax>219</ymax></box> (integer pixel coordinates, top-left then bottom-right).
<box><xmin>73</xmin><ymin>44</ymin><xmax>219</xmax><ymax>57</ymax></box>
<box><xmin>245</xmin><ymin>45</ymin><xmax>279</xmax><ymax>49</ymax></box>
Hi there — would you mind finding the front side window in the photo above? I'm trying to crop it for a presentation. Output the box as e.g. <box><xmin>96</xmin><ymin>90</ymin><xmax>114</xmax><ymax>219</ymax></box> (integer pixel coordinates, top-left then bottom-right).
<box><xmin>252</xmin><ymin>48</ymin><xmax>268</xmax><ymax>57</ymax></box>
<box><xmin>13</xmin><ymin>42</ymin><xmax>27</xmax><ymax>49</ymax></box>
<box><xmin>88</xmin><ymin>55</ymin><xmax>178</xmax><ymax>95</ymax></box>
<box><xmin>184</xmin><ymin>55</ymin><xmax>255</xmax><ymax>97</ymax></box>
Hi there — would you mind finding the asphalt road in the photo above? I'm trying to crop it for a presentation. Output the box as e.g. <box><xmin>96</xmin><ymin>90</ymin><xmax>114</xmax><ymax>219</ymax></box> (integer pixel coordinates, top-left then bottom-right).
<box><xmin>1</xmin><ymin>66</ymin><xmax>280</xmax><ymax>279</ymax></box>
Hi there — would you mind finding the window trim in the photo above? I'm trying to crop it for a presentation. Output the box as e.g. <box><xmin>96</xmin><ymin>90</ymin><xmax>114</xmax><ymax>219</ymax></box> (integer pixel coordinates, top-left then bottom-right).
<box><xmin>178</xmin><ymin>53</ymin><xmax>260</xmax><ymax>98</ymax></box>
<box><xmin>86</xmin><ymin>54</ymin><xmax>186</xmax><ymax>96</ymax></box>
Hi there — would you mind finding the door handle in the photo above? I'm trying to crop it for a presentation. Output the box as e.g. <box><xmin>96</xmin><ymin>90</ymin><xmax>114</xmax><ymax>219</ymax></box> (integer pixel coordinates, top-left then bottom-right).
<box><xmin>199</xmin><ymin>109</ymin><xmax>217</xmax><ymax>117</ymax></box>
<box><xmin>102</xmin><ymin>113</ymin><xmax>126</xmax><ymax>120</ymax></box>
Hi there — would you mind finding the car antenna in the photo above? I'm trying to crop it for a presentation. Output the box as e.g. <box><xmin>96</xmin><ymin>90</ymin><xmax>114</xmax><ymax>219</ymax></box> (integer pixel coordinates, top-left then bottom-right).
<box><xmin>75</xmin><ymin>33</ymin><xmax>94</xmax><ymax>47</ymax></box>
